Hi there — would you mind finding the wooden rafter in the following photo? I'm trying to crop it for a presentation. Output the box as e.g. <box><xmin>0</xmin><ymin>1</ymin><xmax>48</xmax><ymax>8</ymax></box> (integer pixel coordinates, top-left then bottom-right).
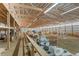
<box><xmin>27</xmin><ymin>4</ymin><xmax>50</xmax><ymax>27</ymax></box>
<box><xmin>0</xmin><ymin>13</ymin><xmax>6</xmax><ymax>19</ymax></box>
<box><xmin>0</xmin><ymin>7</ymin><xmax>7</xmax><ymax>16</ymax></box>
<box><xmin>10</xmin><ymin>4</ymin><xmax>43</xmax><ymax>11</ymax></box>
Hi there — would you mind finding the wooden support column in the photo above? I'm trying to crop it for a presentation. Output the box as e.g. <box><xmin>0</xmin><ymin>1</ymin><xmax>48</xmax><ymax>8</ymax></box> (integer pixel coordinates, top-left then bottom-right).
<box><xmin>15</xmin><ymin>22</ymin><xmax>19</xmax><ymax>40</ymax></box>
<box><xmin>71</xmin><ymin>24</ymin><xmax>74</xmax><ymax>35</ymax></box>
<box><xmin>64</xmin><ymin>25</ymin><xmax>66</xmax><ymax>34</ymax></box>
<box><xmin>59</xmin><ymin>27</ymin><xmax>61</xmax><ymax>36</ymax></box>
<box><xmin>7</xmin><ymin>12</ymin><xmax>10</xmax><ymax>49</ymax></box>
<box><xmin>31</xmin><ymin>45</ymin><xmax>35</xmax><ymax>56</ymax></box>
<box><xmin>13</xmin><ymin>20</ymin><xmax>15</xmax><ymax>39</ymax></box>
<box><xmin>56</xmin><ymin>27</ymin><xmax>58</xmax><ymax>46</ymax></box>
<box><xmin>13</xmin><ymin>20</ymin><xmax>15</xmax><ymax>29</ymax></box>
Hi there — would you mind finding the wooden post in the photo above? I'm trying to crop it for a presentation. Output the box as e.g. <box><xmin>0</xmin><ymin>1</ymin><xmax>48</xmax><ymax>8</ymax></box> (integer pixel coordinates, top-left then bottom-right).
<box><xmin>58</xmin><ymin>27</ymin><xmax>60</xmax><ymax>35</ymax></box>
<box><xmin>64</xmin><ymin>25</ymin><xmax>66</xmax><ymax>34</ymax></box>
<box><xmin>15</xmin><ymin>23</ymin><xmax>19</xmax><ymax>40</ymax></box>
<box><xmin>7</xmin><ymin>12</ymin><xmax>10</xmax><ymax>49</ymax></box>
<box><xmin>56</xmin><ymin>27</ymin><xmax>58</xmax><ymax>46</ymax></box>
<box><xmin>13</xmin><ymin>20</ymin><xmax>15</xmax><ymax>40</ymax></box>
<box><xmin>71</xmin><ymin>24</ymin><xmax>74</xmax><ymax>35</ymax></box>
<box><xmin>31</xmin><ymin>45</ymin><xmax>35</xmax><ymax>56</ymax></box>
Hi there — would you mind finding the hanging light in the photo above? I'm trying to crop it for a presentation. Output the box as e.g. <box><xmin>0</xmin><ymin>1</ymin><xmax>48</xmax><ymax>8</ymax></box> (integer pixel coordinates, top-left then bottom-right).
<box><xmin>44</xmin><ymin>3</ymin><xmax>58</xmax><ymax>14</ymax></box>
<box><xmin>61</xmin><ymin>6</ymin><xmax>79</xmax><ymax>15</ymax></box>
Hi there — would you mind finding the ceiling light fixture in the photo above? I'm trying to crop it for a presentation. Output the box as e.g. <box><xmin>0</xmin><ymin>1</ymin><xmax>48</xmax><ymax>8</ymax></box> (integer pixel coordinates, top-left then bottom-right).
<box><xmin>44</xmin><ymin>3</ymin><xmax>58</xmax><ymax>14</ymax></box>
<box><xmin>61</xmin><ymin>6</ymin><xmax>79</xmax><ymax>15</ymax></box>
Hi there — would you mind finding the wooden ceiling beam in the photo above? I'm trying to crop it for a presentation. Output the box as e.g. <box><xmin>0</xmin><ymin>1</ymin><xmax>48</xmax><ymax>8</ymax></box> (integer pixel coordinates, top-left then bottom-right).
<box><xmin>0</xmin><ymin>14</ymin><xmax>6</xmax><ymax>19</ymax></box>
<box><xmin>0</xmin><ymin>9</ymin><xmax>7</xmax><ymax>17</ymax></box>
<box><xmin>9</xmin><ymin>4</ymin><xmax>43</xmax><ymax>11</ymax></box>
<box><xmin>0</xmin><ymin>16</ymin><xmax>6</xmax><ymax>24</ymax></box>
<box><xmin>27</xmin><ymin>4</ymin><xmax>50</xmax><ymax>27</ymax></box>
<box><xmin>0</xmin><ymin>16</ymin><xmax>5</xmax><ymax>20</ymax></box>
<box><xmin>30</xmin><ymin>18</ymin><xmax>61</xmax><ymax>27</ymax></box>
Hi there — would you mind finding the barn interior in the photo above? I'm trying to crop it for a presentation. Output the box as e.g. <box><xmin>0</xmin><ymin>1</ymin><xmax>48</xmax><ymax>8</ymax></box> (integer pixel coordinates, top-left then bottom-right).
<box><xmin>0</xmin><ymin>3</ymin><xmax>79</xmax><ymax>56</ymax></box>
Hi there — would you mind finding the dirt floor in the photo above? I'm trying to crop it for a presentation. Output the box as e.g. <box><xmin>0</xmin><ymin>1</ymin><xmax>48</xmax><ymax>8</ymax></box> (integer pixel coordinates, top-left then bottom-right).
<box><xmin>1</xmin><ymin>34</ymin><xmax>79</xmax><ymax>55</ymax></box>
<box><xmin>0</xmin><ymin>38</ymin><xmax>39</xmax><ymax>56</ymax></box>
<box><xmin>0</xmin><ymin>39</ymin><xmax>18</xmax><ymax>56</ymax></box>
<box><xmin>57</xmin><ymin>36</ymin><xmax>79</xmax><ymax>54</ymax></box>
<box><xmin>0</xmin><ymin>40</ymin><xmax>6</xmax><ymax>56</ymax></box>
<box><xmin>46</xmin><ymin>34</ymin><xmax>79</xmax><ymax>54</ymax></box>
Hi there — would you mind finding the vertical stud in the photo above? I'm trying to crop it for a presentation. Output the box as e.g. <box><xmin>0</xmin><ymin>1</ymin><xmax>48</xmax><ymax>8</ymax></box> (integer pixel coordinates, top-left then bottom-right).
<box><xmin>7</xmin><ymin>12</ymin><xmax>10</xmax><ymax>49</ymax></box>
